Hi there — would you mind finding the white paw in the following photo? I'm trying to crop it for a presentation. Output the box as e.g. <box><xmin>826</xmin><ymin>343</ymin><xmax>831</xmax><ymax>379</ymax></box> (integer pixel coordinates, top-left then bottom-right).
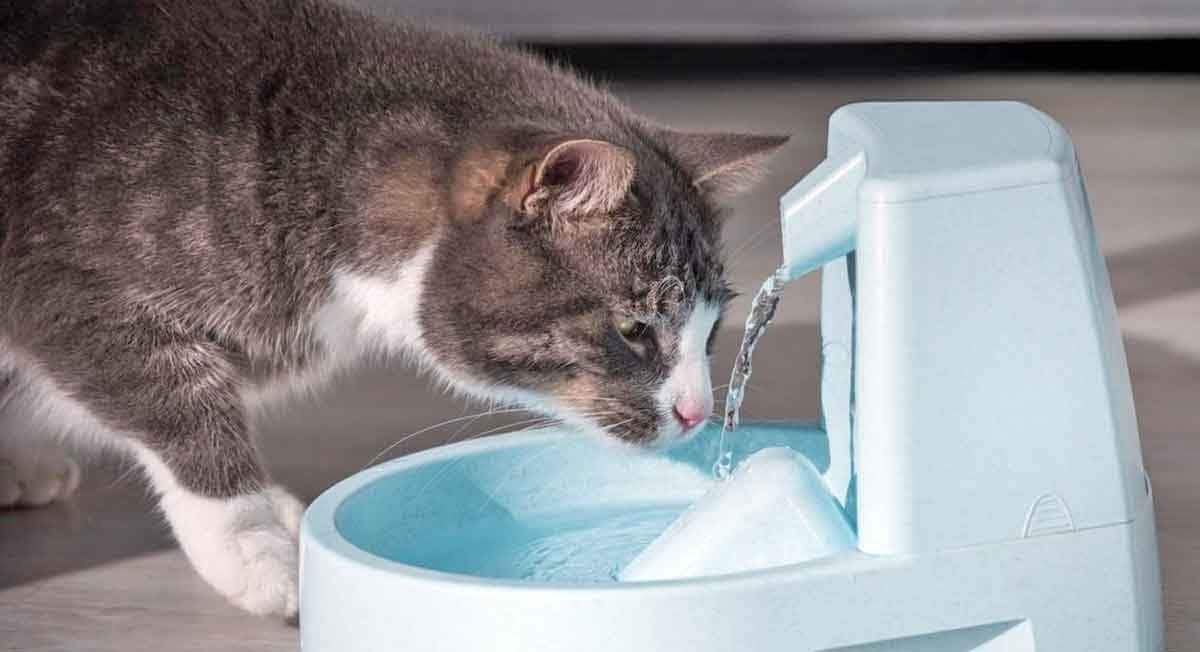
<box><xmin>0</xmin><ymin>446</ymin><xmax>82</xmax><ymax>508</ymax></box>
<box><xmin>160</xmin><ymin>488</ymin><xmax>300</xmax><ymax>618</ymax></box>
<box><xmin>223</xmin><ymin>517</ymin><xmax>299</xmax><ymax>617</ymax></box>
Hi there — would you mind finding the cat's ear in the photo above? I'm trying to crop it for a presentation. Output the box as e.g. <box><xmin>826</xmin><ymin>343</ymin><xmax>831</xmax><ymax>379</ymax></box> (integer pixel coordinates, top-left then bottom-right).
<box><xmin>659</xmin><ymin>131</ymin><xmax>790</xmax><ymax>199</ymax></box>
<box><xmin>517</xmin><ymin>139</ymin><xmax>636</xmax><ymax>223</ymax></box>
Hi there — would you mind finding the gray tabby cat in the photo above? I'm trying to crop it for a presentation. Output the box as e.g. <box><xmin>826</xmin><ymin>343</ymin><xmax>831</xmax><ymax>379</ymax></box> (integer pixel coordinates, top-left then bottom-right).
<box><xmin>0</xmin><ymin>0</ymin><xmax>786</xmax><ymax>617</ymax></box>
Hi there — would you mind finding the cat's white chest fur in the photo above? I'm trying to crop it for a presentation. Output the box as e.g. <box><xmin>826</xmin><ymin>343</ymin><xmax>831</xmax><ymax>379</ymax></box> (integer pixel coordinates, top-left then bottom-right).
<box><xmin>240</xmin><ymin>243</ymin><xmax>438</xmax><ymax>414</ymax></box>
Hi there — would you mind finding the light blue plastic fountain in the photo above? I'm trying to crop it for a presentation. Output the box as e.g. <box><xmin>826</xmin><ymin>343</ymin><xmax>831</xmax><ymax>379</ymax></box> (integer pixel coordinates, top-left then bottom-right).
<box><xmin>300</xmin><ymin>101</ymin><xmax>1164</xmax><ymax>651</ymax></box>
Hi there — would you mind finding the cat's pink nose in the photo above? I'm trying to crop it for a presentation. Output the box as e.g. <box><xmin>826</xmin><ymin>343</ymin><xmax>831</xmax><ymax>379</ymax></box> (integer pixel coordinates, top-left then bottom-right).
<box><xmin>673</xmin><ymin>397</ymin><xmax>711</xmax><ymax>431</ymax></box>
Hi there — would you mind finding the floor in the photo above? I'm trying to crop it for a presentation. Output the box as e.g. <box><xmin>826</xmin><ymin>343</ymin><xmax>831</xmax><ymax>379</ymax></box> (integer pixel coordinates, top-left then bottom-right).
<box><xmin>2</xmin><ymin>67</ymin><xmax>1199</xmax><ymax>650</ymax></box>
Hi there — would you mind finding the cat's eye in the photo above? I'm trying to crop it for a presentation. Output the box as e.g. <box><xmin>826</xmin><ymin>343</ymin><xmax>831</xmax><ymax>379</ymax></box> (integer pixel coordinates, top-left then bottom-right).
<box><xmin>617</xmin><ymin>318</ymin><xmax>649</xmax><ymax>340</ymax></box>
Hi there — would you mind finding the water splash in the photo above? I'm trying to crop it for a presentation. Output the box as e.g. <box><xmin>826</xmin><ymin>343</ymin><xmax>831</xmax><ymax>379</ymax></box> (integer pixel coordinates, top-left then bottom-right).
<box><xmin>713</xmin><ymin>267</ymin><xmax>789</xmax><ymax>479</ymax></box>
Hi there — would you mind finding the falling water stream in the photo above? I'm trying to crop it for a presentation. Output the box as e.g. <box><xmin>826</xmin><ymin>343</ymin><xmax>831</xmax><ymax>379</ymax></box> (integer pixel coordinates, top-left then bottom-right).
<box><xmin>713</xmin><ymin>266</ymin><xmax>790</xmax><ymax>479</ymax></box>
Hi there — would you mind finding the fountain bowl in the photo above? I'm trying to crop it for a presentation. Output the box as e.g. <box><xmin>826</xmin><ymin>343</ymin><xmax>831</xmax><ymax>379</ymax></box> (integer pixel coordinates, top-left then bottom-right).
<box><xmin>299</xmin><ymin>421</ymin><xmax>852</xmax><ymax>652</ymax></box>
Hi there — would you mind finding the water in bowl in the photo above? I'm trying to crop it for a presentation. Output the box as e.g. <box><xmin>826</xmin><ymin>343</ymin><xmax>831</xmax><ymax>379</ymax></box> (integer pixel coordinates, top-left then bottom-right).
<box><xmin>425</xmin><ymin>504</ymin><xmax>689</xmax><ymax>583</ymax></box>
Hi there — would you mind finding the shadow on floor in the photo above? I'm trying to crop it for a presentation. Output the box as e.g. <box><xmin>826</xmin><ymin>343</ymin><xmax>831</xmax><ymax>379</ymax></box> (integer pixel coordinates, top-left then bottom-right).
<box><xmin>0</xmin><ymin>457</ymin><xmax>170</xmax><ymax>589</ymax></box>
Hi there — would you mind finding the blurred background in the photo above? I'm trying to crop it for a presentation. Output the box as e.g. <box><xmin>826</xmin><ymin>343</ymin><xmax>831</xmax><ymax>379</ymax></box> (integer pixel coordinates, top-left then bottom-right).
<box><xmin>3</xmin><ymin>3</ymin><xmax>1198</xmax><ymax>650</ymax></box>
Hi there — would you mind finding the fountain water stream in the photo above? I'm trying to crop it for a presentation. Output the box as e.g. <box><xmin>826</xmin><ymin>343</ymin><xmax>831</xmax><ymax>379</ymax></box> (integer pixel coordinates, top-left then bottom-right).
<box><xmin>713</xmin><ymin>266</ymin><xmax>789</xmax><ymax>479</ymax></box>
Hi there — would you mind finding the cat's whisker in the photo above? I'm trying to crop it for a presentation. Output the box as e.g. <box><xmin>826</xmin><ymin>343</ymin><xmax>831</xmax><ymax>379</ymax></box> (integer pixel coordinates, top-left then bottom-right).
<box><xmin>434</xmin><ymin>410</ymin><xmax>495</xmax><ymax>450</ymax></box>
<box><xmin>456</xmin><ymin>414</ymin><xmax>560</xmax><ymax>443</ymax></box>
<box><xmin>369</xmin><ymin>380</ymin><xmax>712</xmax><ymax>471</ymax></box>
<box><xmin>602</xmin><ymin>417</ymin><xmax>635</xmax><ymax>430</ymax></box>
<box><xmin>726</xmin><ymin>221</ymin><xmax>779</xmax><ymax>261</ymax></box>
<box><xmin>363</xmin><ymin>407</ymin><xmax>530</xmax><ymax>469</ymax></box>
<box><xmin>402</xmin><ymin>415</ymin><xmax>561</xmax><ymax>505</ymax></box>
<box><xmin>597</xmin><ymin>417</ymin><xmax>636</xmax><ymax>439</ymax></box>
<box><xmin>447</xmin><ymin>408</ymin><xmax>625</xmax><ymax>450</ymax></box>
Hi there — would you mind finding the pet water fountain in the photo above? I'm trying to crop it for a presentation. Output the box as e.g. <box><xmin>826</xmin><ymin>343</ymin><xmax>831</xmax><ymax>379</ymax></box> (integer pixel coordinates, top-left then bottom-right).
<box><xmin>300</xmin><ymin>101</ymin><xmax>1164</xmax><ymax>651</ymax></box>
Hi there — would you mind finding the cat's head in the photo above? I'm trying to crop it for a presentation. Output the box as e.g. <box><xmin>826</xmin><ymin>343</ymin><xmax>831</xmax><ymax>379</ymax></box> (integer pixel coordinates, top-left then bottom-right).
<box><xmin>421</xmin><ymin>126</ymin><xmax>787</xmax><ymax>447</ymax></box>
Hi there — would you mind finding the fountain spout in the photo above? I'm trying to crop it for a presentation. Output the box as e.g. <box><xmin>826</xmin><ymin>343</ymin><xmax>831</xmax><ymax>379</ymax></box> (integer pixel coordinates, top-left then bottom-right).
<box><xmin>779</xmin><ymin>149</ymin><xmax>864</xmax><ymax>283</ymax></box>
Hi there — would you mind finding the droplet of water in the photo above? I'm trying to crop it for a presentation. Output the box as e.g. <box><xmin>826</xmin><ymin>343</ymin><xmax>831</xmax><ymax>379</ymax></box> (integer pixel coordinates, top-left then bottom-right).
<box><xmin>711</xmin><ymin>450</ymin><xmax>734</xmax><ymax>480</ymax></box>
<box><xmin>714</xmin><ymin>267</ymin><xmax>789</xmax><ymax>479</ymax></box>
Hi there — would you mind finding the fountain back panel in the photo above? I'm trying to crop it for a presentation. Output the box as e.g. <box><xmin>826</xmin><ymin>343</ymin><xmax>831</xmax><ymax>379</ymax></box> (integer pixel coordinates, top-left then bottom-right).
<box><xmin>299</xmin><ymin>101</ymin><xmax>1164</xmax><ymax>652</ymax></box>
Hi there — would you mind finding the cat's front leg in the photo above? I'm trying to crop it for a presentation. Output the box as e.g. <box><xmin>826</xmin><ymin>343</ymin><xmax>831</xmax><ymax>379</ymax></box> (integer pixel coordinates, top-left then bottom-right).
<box><xmin>130</xmin><ymin>392</ymin><xmax>303</xmax><ymax>618</ymax></box>
<box><xmin>133</xmin><ymin>443</ymin><xmax>303</xmax><ymax>619</ymax></box>
<box><xmin>31</xmin><ymin>317</ymin><xmax>303</xmax><ymax>618</ymax></box>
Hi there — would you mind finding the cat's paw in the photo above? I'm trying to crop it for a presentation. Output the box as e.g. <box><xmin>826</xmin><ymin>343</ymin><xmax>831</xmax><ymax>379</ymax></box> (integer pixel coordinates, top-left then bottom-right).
<box><xmin>0</xmin><ymin>447</ymin><xmax>82</xmax><ymax>508</ymax></box>
<box><xmin>222</xmin><ymin>516</ymin><xmax>299</xmax><ymax>617</ymax></box>
<box><xmin>164</xmin><ymin>488</ymin><xmax>300</xmax><ymax>618</ymax></box>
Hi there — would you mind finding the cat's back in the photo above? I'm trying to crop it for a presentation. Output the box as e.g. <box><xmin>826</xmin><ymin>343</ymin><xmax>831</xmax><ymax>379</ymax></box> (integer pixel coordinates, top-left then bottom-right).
<box><xmin>2</xmin><ymin>0</ymin><xmax>616</xmax><ymax>134</ymax></box>
<box><xmin>2</xmin><ymin>0</ymin><xmax>360</xmax><ymax>126</ymax></box>
<box><xmin>2</xmin><ymin>0</ymin><xmax>595</xmax><ymax>221</ymax></box>
<box><xmin>3</xmin><ymin>0</ymin><xmax>279</xmax><ymax>87</ymax></box>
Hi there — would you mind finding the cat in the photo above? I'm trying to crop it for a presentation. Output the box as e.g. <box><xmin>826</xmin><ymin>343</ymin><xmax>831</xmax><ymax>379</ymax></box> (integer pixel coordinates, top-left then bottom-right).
<box><xmin>0</xmin><ymin>0</ymin><xmax>787</xmax><ymax>618</ymax></box>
